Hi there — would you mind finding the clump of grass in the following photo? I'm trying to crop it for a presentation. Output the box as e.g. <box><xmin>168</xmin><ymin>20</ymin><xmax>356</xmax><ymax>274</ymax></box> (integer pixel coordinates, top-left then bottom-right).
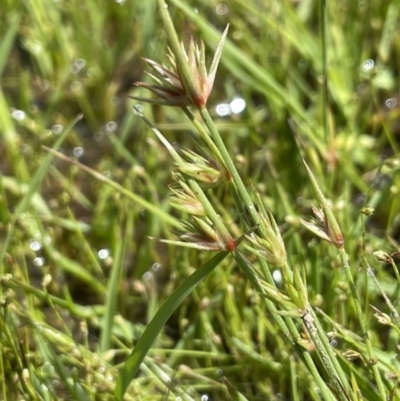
<box><xmin>1</xmin><ymin>0</ymin><xmax>400</xmax><ymax>400</ymax></box>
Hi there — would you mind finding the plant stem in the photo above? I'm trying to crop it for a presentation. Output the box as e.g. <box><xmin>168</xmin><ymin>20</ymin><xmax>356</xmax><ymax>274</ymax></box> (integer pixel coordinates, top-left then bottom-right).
<box><xmin>338</xmin><ymin>248</ymin><xmax>386</xmax><ymax>400</ymax></box>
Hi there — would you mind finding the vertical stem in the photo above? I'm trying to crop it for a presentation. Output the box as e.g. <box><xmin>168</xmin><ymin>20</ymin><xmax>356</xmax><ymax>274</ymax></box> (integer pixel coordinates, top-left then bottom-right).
<box><xmin>338</xmin><ymin>248</ymin><xmax>386</xmax><ymax>399</ymax></box>
<box><xmin>319</xmin><ymin>0</ymin><xmax>329</xmax><ymax>144</ymax></box>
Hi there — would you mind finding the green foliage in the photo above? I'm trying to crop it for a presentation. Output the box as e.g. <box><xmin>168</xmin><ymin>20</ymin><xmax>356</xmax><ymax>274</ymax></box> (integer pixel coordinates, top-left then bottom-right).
<box><xmin>1</xmin><ymin>0</ymin><xmax>400</xmax><ymax>400</ymax></box>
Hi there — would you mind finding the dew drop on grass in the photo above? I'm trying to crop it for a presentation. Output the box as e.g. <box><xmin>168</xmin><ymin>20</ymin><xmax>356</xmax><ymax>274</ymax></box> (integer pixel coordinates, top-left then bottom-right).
<box><xmin>272</xmin><ymin>269</ymin><xmax>282</xmax><ymax>285</ymax></box>
<box><xmin>367</xmin><ymin>267</ymin><xmax>375</xmax><ymax>276</ymax></box>
<box><xmin>330</xmin><ymin>339</ymin><xmax>338</xmax><ymax>348</ymax></box>
<box><xmin>216</xmin><ymin>4</ymin><xmax>228</xmax><ymax>15</ymax></box>
<box><xmin>152</xmin><ymin>263</ymin><xmax>161</xmax><ymax>271</ymax></box>
<box><xmin>215</xmin><ymin>103</ymin><xmax>231</xmax><ymax>117</ymax></box>
<box><xmin>75</xmin><ymin>58</ymin><xmax>86</xmax><ymax>69</ymax></box>
<box><xmin>143</xmin><ymin>271</ymin><xmax>153</xmax><ymax>281</ymax></box>
<box><xmin>94</xmin><ymin>131</ymin><xmax>104</xmax><ymax>142</ymax></box>
<box><xmin>115</xmin><ymin>0</ymin><xmax>126</xmax><ymax>3</ymax></box>
<box><xmin>133</xmin><ymin>103</ymin><xmax>143</xmax><ymax>114</ymax></box>
<box><xmin>201</xmin><ymin>395</ymin><xmax>209</xmax><ymax>401</ymax></box>
<box><xmin>357</xmin><ymin>84</ymin><xmax>367</xmax><ymax>93</ymax></box>
<box><xmin>52</xmin><ymin>124</ymin><xmax>63</xmax><ymax>134</ymax></box>
<box><xmin>12</xmin><ymin>109</ymin><xmax>26</xmax><ymax>120</ymax></box>
<box><xmin>98</xmin><ymin>366</ymin><xmax>106</xmax><ymax>374</ymax></box>
<box><xmin>33</xmin><ymin>257</ymin><xmax>45</xmax><ymax>267</ymax></box>
<box><xmin>20</xmin><ymin>143</ymin><xmax>30</xmax><ymax>153</ymax></box>
<box><xmin>193</xmin><ymin>7</ymin><xmax>198</xmax><ymax>13</ymax></box>
<box><xmin>362</xmin><ymin>59</ymin><xmax>374</xmax><ymax>71</ymax></box>
<box><xmin>71</xmin><ymin>81</ymin><xmax>82</xmax><ymax>91</ymax></box>
<box><xmin>215</xmin><ymin>368</ymin><xmax>223</xmax><ymax>377</ymax></box>
<box><xmin>44</xmin><ymin>236</ymin><xmax>51</xmax><ymax>245</ymax></box>
<box><xmin>102</xmin><ymin>171</ymin><xmax>111</xmax><ymax>178</ymax></box>
<box><xmin>73</xmin><ymin>147</ymin><xmax>84</xmax><ymax>157</ymax></box>
<box><xmin>385</xmin><ymin>98</ymin><xmax>397</xmax><ymax>109</ymax></box>
<box><xmin>230</xmin><ymin>98</ymin><xmax>246</xmax><ymax>114</ymax></box>
<box><xmin>296</xmin><ymin>197</ymin><xmax>304</xmax><ymax>204</ymax></box>
<box><xmin>106</xmin><ymin>121</ymin><xmax>117</xmax><ymax>131</ymax></box>
<box><xmin>30</xmin><ymin>240</ymin><xmax>42</xmax><ymax>251</ymax></box>
<box><xmin>52</xmin><ymin>380</ymin><xmax>59</xmax><ymax>388</ymax></box>
<box><xmin>98</xmin><ymin>249</ymin><xmax>110</xmax><ymax>259</ymax></box>
<box><xmin>70</xmin><ymin>64</ymin><xmax>80</xmax><ymax>74</ymax></box>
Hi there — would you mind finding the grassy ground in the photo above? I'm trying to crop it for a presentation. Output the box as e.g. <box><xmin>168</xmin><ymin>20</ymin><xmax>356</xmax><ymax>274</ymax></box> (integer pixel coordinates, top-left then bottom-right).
<box><xmin>1</xmin><ymin>0</ymin><xmax>400</xmax><ymax>400</ymax></box>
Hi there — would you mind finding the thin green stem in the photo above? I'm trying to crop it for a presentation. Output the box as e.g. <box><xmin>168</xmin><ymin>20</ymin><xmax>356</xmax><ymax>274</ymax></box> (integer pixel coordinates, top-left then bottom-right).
<box><xmin>338</xmin><ymin>248</ymin><xmax>386</xmax><ymax>400</ymax></box>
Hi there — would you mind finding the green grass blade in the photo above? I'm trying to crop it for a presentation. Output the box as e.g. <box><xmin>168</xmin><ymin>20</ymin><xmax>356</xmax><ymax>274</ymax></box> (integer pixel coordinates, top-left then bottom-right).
<box><xmin>0</xmin><ymin>13</ymin><xmax>20</xmax><ymax>77</ymax></box>
<box><xmin>114</xmin><ymin>251</ymin><xmax>229</xmax><ymax>400</ymax></box>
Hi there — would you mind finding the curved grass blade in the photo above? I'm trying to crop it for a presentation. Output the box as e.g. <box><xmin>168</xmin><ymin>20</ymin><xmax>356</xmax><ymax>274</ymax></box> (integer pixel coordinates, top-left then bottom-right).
<box><xmin>114</xmin><ymin>251</ymin><xmax>229</xmax><ymax>400</ymax></box>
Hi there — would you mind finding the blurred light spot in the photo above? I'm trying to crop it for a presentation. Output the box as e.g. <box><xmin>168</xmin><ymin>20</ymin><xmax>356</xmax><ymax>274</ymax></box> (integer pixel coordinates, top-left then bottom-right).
<box><xmin>30</xmin><ymin>41</ymin><xmax>42</xmax><ymax>54</ymax></box>
<box><xmin>175</xmin><ymin>398</ymin><xmax>182</xmax><ymax>401</ymax></box>
<box><xmin>94</xmin><ymin>131</ymin><xmax>104</xmax><ymax>142</ymax></box>
<box><xmin>87</xmin><ymin>68</ymin><xmax>94</xmax><ymax>77</ymax></box>
<box><xmin>215</xmin><ymin>103</ymin><xmax>231</xmax><ymax>117</ymax></box>
<box><xmin>230</xmin><ymin>98</ymin><xmax>246</xmax><ymax>114</ymax></box>
<box><xmin>152</xmin><ymin>263</ymin><xmax>161</xmax><ymax>271</ymax></box>
<box><xmin>30</xmin><ymin>240</ymin><xmax>42</xmax><ymax>251</ymax></box>
<box><xmin>43</xmin><ymin>236</ymin><xmax>51</xmax><ymax>245</ymax></box>
<box><xmin>296</xmin><ymin>197</ymin><xmax>304</xmax><ymax>204</ymax></box>
<box><xmin>20</xmin><ymin>143</ymin><xmax>30</xmax><ymax>153</ymax></box>
<box><xmin>106</xmin><ymin>121</ymin><xmax>117</xmax><ymax>132</ymax></box>
<box><xmin>367</xmin><ymin>267</ymin><xmax>375</xmax><ymax>276</ymax></box>
<box><xmin>193</xmin><ymin>7</ymin><xmax>198</xmax><ymax>13</ymax></box>
<box><xmin>73</xmin><ymin>147</ymin><xmax>84</xmax><ymax>157</ymax></box>
<box><xmin>74</xmin><ymin>58</ymin><xmax>86</xmax><ymax>69</ymax></box>
<box><xmin>40</xmin><ymin>80</ymin><xmax>50</xmax><ymax>91</ymax></box>
<box><xmin>378</xmin><ymin>154</ymin><xmax>387</xmax><ymax>163</ymax></box>
<box><xmin>98</xmin><ymin>366</ymin><xmax>105</xmax><ymax>374</ymax></box>
<box><xmin>216</xmin><ymin>368</ymin><xmax>223</xmax><ymax>376</ymax></box>
<box><xmin>115</xmin><ymin>0</ymin><xmax>125</xmax><ymax>3</ymax></box>
<box><xmin>52</xmin><ymin>124</ymin><xmax>63</xmax><ymax>135</ymax></box>
<box><xmin>33</xmin><ymin>257</ymin><xmax>45</xmax><ymax>267</ymax></box>
<box><xmin>98</xmin><ymin>249</ymin><xmax>110</xmax><ymax>259</ymax></box>
<box><xmin>12</xmin><ymin>110</ymin><xmax>26</xmax><ymax>120</ymax></box>
<box><xmin>385</xmin><ymin>98</ymin><xmax>397</xmax><ymax>109</ymax></box>
<box><xmin>71</xmin><ymin>81</ymin><xmax>82</xmax><ymax>91</ymax></box>
<box><xmin>102</xmin><ymin>171</ymin><xmax>111</xmax><ymax>178</ymax></box>
<box><xmin>216</xmin><ymin>4</ymin><xmax>228</xmax><ymax>15</ymax></box>
<box><xmin>201</xmin><ymin>395</ymin><xmax>209</xmax><ymax>401</ymax></box>
<box><xmin>70</xmin><ymin>64</ymin><xmax>80</xmax><ymax>74</ymax></box>
<box><xmin>362</xmin><ymin>59</ymin><xmax>374</xmax><ymax>71</ymax></box>
<box><xmin>52</xmin><ymin>380</ymin><xmax>59</xmax><ymax>388</ymax></box>
<box><xmin>272</xmin><ymin>269</ymin><xmax>282</xmax><ymax>284</ymax></box>
<box><xmin>355</xmin><ymin>195</ymin><xmax>365</xmax><ymax>205</ymax></box>
<box><xmin>330</xmin><ymin>339</ymin><xmax>338</xmax><ymax>348</ymax></box>
<box><xmin>143</xmin><ymin>271</ymin><xmax>153</xmax><ymax>281</ymax></box>
<box><xmin>357</xmin><ymin>84</ymin><xmax>367</xmax><ymax>94</ymax></box>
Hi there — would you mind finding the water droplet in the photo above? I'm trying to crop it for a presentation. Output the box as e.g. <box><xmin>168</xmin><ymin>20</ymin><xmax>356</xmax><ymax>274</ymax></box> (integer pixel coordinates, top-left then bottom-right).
<box><xmin>106</xmin><ymin>121</ymin><xmax>117</xmax><ymax>132</ymax></box>
<box><xmin>52</xmin><ymin>379</ymin><xmax>59</xmax><ymax>387</ymax></box>
<box><xmin>201</xmin><ymin>395</ymin><xmax>209</xmax><ymax>401</ymax></box>
<box><xmin>385</xmin><ymin>98</ymin><xmax>397</xmax><ymax>109</ymax></box>
<box><xmin>102</xmin><ymin>171</ymin><xmax>111</xmax><ymax>178</ymax></box>
<box><xmin>272</xmin><ymin>269</ymin><xmax>282</xmax><ymax>284</ymax></box>
<box><xmin>357</xmin><ymin>84</ymin><xmax>368</xmax><ymax>94</ymax></box>
<box><xmin>43</xmin><ymin>236</ymin><xmax>51</xmax><ymax>245</ymax></box>
<box><xmin>296</xmin><ymin>197</ymin><xmax>304</xmax><ymax>204</ymax></box>
<box><xmin>215</xmin><ymin>103</ymin><xmax>231</xmax><ymax>117</ymax></box>
<box><xmin>94</xmin><ymin>131</ymin><xmax>104</xmax><ymax>142</ymax></box>
<box><xmin>216</xmin><ymin>4</ymin><xmax>228</xmax><ymax>15</ymax></box>
<box><xmin>20</xmin><ymin>143</ymin><xmax>31</xmax><ymax>154</ymax></box>
<box><xmin>52</xmin><ymin>124</ymin><xmax>63</xmax><ymax>135</ymax></box>
<box><xmin>98</xmin><ymin>249</ymin><xmax>110</xmax><ymax>259</ymax></box>
<box><xmin>275</xmin><ymin>394</ymin><xmax>282</xmax><ymax>399</ymax></box>
<box><xmin>152</xmin><ymin>263</ymin><xmax>161</xmax><ymax>271</ymax></box>
<box><xmin>33</xmin><ymin>257</ymin><xmax>45</xmax><ymax>267</ymax></box>
<box><xmin>98</xmin><ymin>366</ymin><xmax>105</xmax><ymax>374</ymax></box>
<box><xmin>70</xmin><ymin>64</ymin><xmax>80</xmax><ymax>74</ymax></box>
<box><xmin>12</xmin><ymin>110</ymin><xmax>26</xmax><ymax>120</ymax></box>
<box><xmin>73</xmin><ymin>147</ymin><xmax>84</xmax><ymax>157</ymax></box>
<box><xmin>193</xmin><ymin>7</ymin><xmax>198</xmax><ymax>13</ymax></box>
<box><xmin>215</xmin><ymin>368</ymin><xmax>223</xmax><ymax>377</ymax></box>
<box><xmin>362</xmin><ymin>59</ymin><xmax>374</xmax><ymax>71</ymax></box>
<box><xmin>367</xmin><ymin>267</ymin><xmax>375</xmax><ymax>276</ymax></box>
<box><xmin>115</xmin><ymin>0</ymin><xmax>125</xmax><ymax>3</ymax></box>
<box><xmin>230</xmin><ymin>98</ymin><xmax>246</xmax><ymax>114</ymax></box>
<box><xmin>71</xmin><ymin>81</ymin><xmax>82</xmax><ymax>91</ymax></box>
<box><xmin>56</xmin><ymin>273</ymin><xmax>65</xmax><ymax>283</ymax></box>
<box><xmin>30</xmin><ymin>240</ymin><xmax>42</xmax><ymax>251</ymax></box>
<box><xmin>143</xmin><ymin>271</ymin><xmax>153</xmax><ymax>281</ymax></box>
<box><xmin>133</xmin><ymin>103</ymin><xmax>143</xmax><ymax>114</ymax></box>
<box><xmin>355</xmin><ymin>195</ymin><xmax>365</xmax><ymax>206</ymax></box>
<box><xmin>378</xmin><ymin>154</ymin><xmax>387</xmax><ymax>163</ymax></box>
<box><xmin>40</xmin><ymin>80</ymin><xmax>50</xmax><ymax>91</ymax></box>
<box><xmin>74</xmin><ymin>58</ymin><xmax>86</xmax><ymax>69</ymax></box>
<box><xmin>330</xmin><ymin>339</ymin><xmax>338</xmax><ymax>348</ymax></box>
<box><xmin>87</xmin><ymin>68</ymin><xmax>94</xmax><ymax>77</ymax></box>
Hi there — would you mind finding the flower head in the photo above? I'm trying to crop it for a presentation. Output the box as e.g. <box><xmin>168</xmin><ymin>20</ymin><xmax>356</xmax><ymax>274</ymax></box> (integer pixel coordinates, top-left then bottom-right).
<box><xmin>129</xmin><ymin>26</ymin><xmax>229</xmax><ymax>109</ymax></box>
